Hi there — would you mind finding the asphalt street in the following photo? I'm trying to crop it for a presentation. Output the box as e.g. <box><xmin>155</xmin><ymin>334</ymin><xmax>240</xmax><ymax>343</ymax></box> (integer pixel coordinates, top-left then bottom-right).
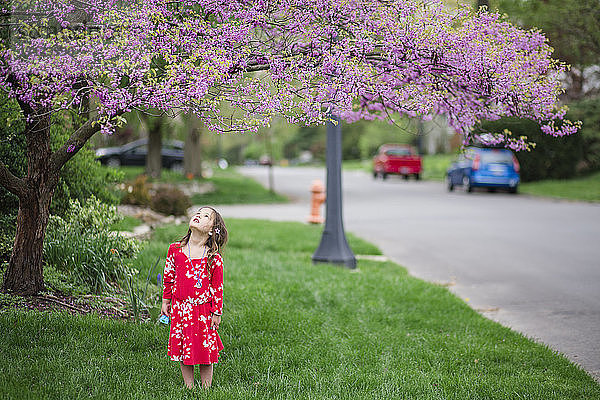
<box><xmin>217</xmin><ymin>166</ymin><xmax>600</xmax><ymax>381</ymax></box>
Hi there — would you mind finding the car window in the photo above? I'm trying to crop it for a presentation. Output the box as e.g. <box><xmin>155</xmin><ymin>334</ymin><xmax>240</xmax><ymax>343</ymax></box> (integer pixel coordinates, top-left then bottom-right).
<box><xmin>385</xmin><ymin>148</ymin><xmax>411</xmax><ymax>156</ymax></box>
<box><xmin>164</xmin><ymin>143</ymin><xmax>182</xmax><ymax>151</ymax></box>
<box><xmin>131</xmin><ymin>145</ymin><xmax>147</xmax><ymax>154</ymax></box>
<box><xmin>480</xmin><ymin>150</ymin><xmax>513</xmax><ymax>164</ymax></box>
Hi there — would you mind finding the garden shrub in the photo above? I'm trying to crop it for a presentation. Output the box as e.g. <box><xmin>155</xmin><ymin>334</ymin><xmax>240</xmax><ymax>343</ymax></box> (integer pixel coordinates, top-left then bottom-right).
<box><xmin>44</xmin><ymin>196</ymin><xmax>140</xmax><ymax>294</ymax></box>
<box><xmin>121</xmin><ymin>175</ymin><xmax>152</xmax><ymax>206</ymax></box>
<box><xmin>151</xmin><ymin>185</ymin><xmax>191</xmax><ymax>216</ymax></box>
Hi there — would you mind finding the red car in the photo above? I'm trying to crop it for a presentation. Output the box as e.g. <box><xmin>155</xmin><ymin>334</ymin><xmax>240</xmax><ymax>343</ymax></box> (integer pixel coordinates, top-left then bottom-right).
<box><xmin>373</xmin><ymin>144</ymin><xmax>422</xmax><ymax>180</ymax></box>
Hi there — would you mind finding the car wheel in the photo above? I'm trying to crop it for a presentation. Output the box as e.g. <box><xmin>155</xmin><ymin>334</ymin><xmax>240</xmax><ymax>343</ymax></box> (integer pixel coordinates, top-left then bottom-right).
<box><xmin>415</xmin><ymin>173</ymin><xmax>421</xmax><ymax>181</ymax></box>
<box><xmin>446</xmin><ymin>176</ymin><xmax>454</xmax><ymax>192</ymax></box>
<box><xmin>170</xmin><ymin>162</ymin><xmax>184</xmax><ymax>173</ymax></box>
<box><xmin>106</xmin><ymin>157</ymin><xmax>121</xmax><ymax>168</ymax></box>
<box><xmin>373</xmin><ymin>171</ymin><xmax>378</xmax><ymax>179</ymax></box>
<box><xmin>402</xmin><ymin>175</ymin><xmax>409</xmax><ymax>180</ymax></box>
<box><xmin>463</xmin><ymin>176</ymin><xmax>473</xmax><ymax>192</ymax></box>
<box><xmin>382</xmin><ymin>173</ymin><xmax>388</xmax><ymax>180</ymax></box>
<box><xmin>509</xmin><ymin>186</ymin><xmax>518</xmax><ymax>194</ymax></box>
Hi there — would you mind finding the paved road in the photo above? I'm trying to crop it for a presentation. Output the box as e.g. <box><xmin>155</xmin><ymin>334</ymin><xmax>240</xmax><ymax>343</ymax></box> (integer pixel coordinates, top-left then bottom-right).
<box><xmin>219</xmin><ymin>166</ymin><xmax>600</xmax><ymax>380</ymax></box>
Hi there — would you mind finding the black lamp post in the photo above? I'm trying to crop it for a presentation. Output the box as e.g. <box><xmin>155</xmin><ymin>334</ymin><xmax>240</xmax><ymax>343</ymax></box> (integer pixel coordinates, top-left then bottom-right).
<box><xmin>312</xmin><ymin>115</ymin><xmax>357</xmax><ymax>268</ymax></box>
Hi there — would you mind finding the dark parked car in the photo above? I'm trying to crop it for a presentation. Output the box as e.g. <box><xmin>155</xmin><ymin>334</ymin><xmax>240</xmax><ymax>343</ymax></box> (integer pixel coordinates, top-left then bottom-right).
<box><xmin>95</xmin><ymin>138</ymin><xmax>185</xmax><ymax>171</ymax></box>
<box><xmin>446</xmin><ymin>147</ymin><xmax>520</xmax><ymax>193</ymax></box>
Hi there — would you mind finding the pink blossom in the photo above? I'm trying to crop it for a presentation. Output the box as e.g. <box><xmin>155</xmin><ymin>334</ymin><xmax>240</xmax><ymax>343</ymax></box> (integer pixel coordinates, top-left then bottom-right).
<box><xmin>0</xmin><ymin>0</ymin><xmax>577</xmax><ymax>148</ymax></box>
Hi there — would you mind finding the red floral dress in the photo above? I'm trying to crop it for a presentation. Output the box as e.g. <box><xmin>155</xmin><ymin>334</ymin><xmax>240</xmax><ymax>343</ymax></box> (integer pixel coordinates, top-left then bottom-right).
<box><xmin>162</xmin><ymin>243</ymin><xmax>224</xmax><ymax>365</ymax></box>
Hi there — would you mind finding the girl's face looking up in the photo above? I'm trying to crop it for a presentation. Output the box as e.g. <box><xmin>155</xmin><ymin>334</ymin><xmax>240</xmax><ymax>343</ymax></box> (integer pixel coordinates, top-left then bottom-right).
<box><xmin>189</xmin><ymin>207</ymin><xmax>215</xmax><ymax>233</ymax></box>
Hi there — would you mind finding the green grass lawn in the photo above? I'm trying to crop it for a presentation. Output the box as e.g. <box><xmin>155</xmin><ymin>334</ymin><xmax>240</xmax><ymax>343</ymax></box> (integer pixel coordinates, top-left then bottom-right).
<box><xmin>117</xmin><ymin>165</ymin><xmax>189</xmax><ymax>183</ymax></box>
<box><xmin>189</xmin><ymin>170</ymin><xmax>287</xmax><ymax>205</ymax></box>
<box><xmin>115</xmin><ymin>166</ymin><xmax>287</xmax><ymax>205</ymax></box>
<box><xmin>421</xmin><ymin>154</ymin><xmax>456</xmax><ymax>181</ymax></box>
<box><xmin>1</xmin><ymin>219</ymin><xmax>598</xmax><ymax>399</ymax></box>
<box><xmin>109</xmin><ymin>215</ymin><xmax>143</xmax><ymax>232</ymax></box>
<box><xmin>520</xmin><ymin>171</ymin><xmax>600</xmax><ymax>203</ymax></box>
<box><xmin>342</xmin><ymin>159</ymin><xmax>371</xmax><ymax>172</ymax></box>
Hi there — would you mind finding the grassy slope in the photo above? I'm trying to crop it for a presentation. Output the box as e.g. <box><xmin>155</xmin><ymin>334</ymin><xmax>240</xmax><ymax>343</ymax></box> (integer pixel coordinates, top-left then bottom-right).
<box><xmin>519</xmin><ymin>171</ymin><xmax>600</xmax><ymax>203</ymax></box>
<box><xmin>1</xmin><ymin>219</ymin><xmax>598</xmax><ymax>399</ymax></box>
<box><xmin>189</xmin><ymin>173</ymin><xmax>287</xmax><ymax>205</ymax></box>
<box><xmin>117</xmin><ymin>166</ymin><xmax>287</xmax><ymax>205</ymax></box>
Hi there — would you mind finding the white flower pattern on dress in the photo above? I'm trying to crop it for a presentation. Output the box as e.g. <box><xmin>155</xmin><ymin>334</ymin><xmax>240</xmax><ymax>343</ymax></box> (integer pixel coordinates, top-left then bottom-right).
<box><xmin>162</xmin><ymin>243</ymin><xmax>224</xmax><ymax>364</ymax></box>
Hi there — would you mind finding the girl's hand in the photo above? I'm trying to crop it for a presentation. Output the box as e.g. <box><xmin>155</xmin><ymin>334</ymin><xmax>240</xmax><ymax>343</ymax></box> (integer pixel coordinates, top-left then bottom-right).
<box><xmin>211</xmin><ymin>313</ymin><xmax>221</xmax><ymax>330</ymax></box>
<box><xmin>161</xmin><ymin>299</ymin><xmax>171</xmax><ymax>318</ymax></box>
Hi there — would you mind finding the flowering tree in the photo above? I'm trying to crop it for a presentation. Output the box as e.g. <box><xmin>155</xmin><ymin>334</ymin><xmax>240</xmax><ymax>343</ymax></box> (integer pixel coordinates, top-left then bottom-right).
<box><xmin>0</xmin><ymin>0</ymin><xmax>577</xmax><ymax>295</ymax></box>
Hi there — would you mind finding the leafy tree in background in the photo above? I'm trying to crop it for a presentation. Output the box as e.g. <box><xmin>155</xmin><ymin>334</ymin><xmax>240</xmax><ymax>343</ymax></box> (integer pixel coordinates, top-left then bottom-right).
<box><xmin>491</xmin><ymin>0</ymin><xmax>600</xmax><ymax>177</ymax></box>
<box><xmin>478</xmin><ymin>117</ymin><xmax>583</xmax><ymax>181</ymax></box>
<box><xmin>499</xmin><ymin>0</ymin><xmax>600</xmax><ymax>100</ymax></box>
<box><xmin>567</xmin><ymin>97</ymin><xmax>600</xmax><ymax>173</ymax></box>
<box><xmin>477</xmin><ymin>0</ymin><xmax>490</xmax><ymax>9</ymax></box>
<box><xmin>0</xmin><ymin>0</ymin><xmax>577</xmax><ymax>294</ymax></box>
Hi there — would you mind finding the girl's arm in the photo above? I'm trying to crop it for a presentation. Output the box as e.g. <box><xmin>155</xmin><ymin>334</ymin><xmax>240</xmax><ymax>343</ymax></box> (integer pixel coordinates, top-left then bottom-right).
<box><xmin>209</xmin><ymin>253</ymin><xmax>224</xmax><ymax>316</ymax></box>
<box><xmin>162</xmin><ymin>244</ymin><xmax>176</xmax><ymax>301</ymax></box>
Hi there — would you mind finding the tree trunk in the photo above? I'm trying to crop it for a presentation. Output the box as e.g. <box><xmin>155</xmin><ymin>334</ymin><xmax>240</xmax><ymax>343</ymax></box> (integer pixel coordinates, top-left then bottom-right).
<box><xmin>146</xmin><ymin>118</ymin><xmax>162</xmax><ymax>179</ymax></box>
<box><xmin>2</xmin><ymin>112</ymin><xmax>57</xmax><ymax>295</ymax></box>
<box><xmin>566</xmin><ymin>68</ymin><xmax>584</xmax><ymax>101</ymax></box>
<box><xmin>184</xmin><ymin>116</ymin><xmax>203</xmax><ymax>178</ymax></box>
<box><xmin>3</xmin><ymin>188</ymin><xmax>54</xmax><ymax>295</ymax></box>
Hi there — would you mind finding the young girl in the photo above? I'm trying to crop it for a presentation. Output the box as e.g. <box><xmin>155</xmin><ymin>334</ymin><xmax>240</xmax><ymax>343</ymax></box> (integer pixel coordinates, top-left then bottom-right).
<box><xmin>161</xmin><ymin>206</ymin><xmax>228</xmax><ymax>389</ymax></box>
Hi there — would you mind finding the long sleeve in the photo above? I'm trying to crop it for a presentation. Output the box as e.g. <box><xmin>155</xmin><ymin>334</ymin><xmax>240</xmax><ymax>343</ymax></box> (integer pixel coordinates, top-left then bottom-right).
<box><xmin>209</xmin><ymin>253</ymin><xmax>224</xmax><ymax>315</ymax></box>
<box><xmin>162</xmin><ymin>244</ymin><xmax>176</xmax><ymax>300</ymax></box>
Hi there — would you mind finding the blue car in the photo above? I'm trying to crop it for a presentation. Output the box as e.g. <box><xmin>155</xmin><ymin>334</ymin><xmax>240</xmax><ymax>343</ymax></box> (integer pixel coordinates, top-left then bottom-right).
<box><xmin>446</xmin><ymin>147</ymin><xmax>520</xmax><ymax>193</ymax></box>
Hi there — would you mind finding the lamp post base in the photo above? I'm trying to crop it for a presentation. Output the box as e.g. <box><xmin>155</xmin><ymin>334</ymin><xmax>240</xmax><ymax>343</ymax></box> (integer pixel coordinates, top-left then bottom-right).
<box><xmin>312</xmin><ymin>220</ymin><xmax>356</xmax><ymax>269</ymax></box>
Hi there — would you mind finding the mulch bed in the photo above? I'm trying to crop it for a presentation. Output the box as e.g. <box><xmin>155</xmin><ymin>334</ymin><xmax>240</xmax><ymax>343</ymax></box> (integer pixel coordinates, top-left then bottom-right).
<box><xmin>0</xmin><ymin>292</ymin><xmax>147</xmax><ymax>321</ymax></box>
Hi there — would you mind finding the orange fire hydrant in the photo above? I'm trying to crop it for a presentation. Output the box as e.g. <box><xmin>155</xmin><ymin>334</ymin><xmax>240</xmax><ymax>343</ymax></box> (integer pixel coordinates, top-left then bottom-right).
<box><xmin>308</xmin><ymin>179</ymin><xmax>326</xmax><ymax>224</ymax></box>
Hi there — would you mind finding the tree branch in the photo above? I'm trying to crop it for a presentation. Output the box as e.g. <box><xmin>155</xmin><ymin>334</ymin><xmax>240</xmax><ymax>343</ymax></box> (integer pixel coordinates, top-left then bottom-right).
<box><xmin>5</xmin><ymin>72</ymin><xmax>34</xmax><ymax>116</ymax></box>
<box><xmin>244</xmin><ymin>64</ymin><xmax>271</xmax><ymax>72</ymax></box>
<box><xmin>49</xmin><ymin>114</ymin><xmax>107</xmax><ymax>173</ymax></box>
<box><xmin>0</xmin><ymin>161</ymin><xmax>26</xmax><ymax>198</ymax></box>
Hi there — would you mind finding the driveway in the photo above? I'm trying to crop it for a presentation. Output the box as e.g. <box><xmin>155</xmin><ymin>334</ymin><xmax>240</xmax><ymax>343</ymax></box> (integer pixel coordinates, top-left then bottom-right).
<box><xmin>218</xmin><ymin>166</ymin><xmax>600</xmax><ymax>380</ymax></box>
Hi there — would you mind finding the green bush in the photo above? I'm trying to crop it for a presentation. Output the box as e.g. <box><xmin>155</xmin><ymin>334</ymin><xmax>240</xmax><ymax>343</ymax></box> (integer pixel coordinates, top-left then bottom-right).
<box><xmin>478</xmin><ymin>117</ymin><xmax>584</xmax><ymax>182</ymax></box>
<box><xmin>44</xmin><ymin>196</ymin><xmax>140</xmax><ymax>294</ymax></box>
<box><xmin>567</xmin><ymin>96</ymin><xmax>600</xmax><ymax>174</ymax></box>
<box><xmin>151</xmin><ymin>185</ymin><xmax>191</xmax><ymax>216</ymax></box>
<box><xmin>121</xmin><ymin>175</ymin><xmax>152</xmax><ymax>206</ymax></box>
<box><xmin>0</xmin><ymin>214</ymin><xmax>16</xmax><ymax>264</ymax></box>
<box><xmin>357</xmin><ymin>118</ymin><xmax>416</xmax><ymax>159</ymax></box>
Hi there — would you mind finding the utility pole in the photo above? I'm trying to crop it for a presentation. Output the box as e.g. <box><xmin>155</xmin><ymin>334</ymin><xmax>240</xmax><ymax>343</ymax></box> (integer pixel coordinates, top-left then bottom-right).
<box><xmin>312</xmin><ymin>115</ymin><xmax>356</xmax><ymax>269</ymax></box>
